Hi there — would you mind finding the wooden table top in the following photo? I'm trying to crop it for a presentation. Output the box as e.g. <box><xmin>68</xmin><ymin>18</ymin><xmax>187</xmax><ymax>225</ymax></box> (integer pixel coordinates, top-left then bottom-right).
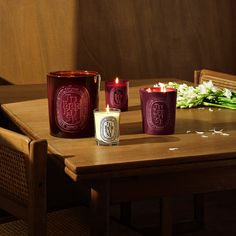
<box><xmin>1</xmin><ymin>79</ymin><xmax>236</xmax><ymax>180</ymax></box>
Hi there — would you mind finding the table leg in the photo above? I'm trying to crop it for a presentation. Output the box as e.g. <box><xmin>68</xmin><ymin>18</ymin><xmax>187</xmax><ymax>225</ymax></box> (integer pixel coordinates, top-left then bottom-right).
<box><xmin>120</xmin><ymin>202</ymin><xmax>132</xmax><ymax>225</ymax></box>
<box><xmin>90</xmin><ymin>179</ymin><xmax>110</xmax><ymax>236</ymax></box>
<box><xmin>160</xmin><ymin>196</ymin><xmax>173</xmax><ymax>236</ymax></box>
<box><xmin>194</xmin><ymin>193</ymin><xmax>205</xmax><ymax>229</ymax></box>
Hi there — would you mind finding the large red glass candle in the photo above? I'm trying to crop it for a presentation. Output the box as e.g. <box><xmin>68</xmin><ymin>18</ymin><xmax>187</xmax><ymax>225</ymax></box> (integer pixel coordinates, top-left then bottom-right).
<box><xmin>105</xmin><ymin>77</ymin><xmax>129</xmax><ymax>111</ymax></box>
<box><xmin>47</xmin><ymin>71</ymin><xmax>100</xmax><ymax>138</ymax></box>
<box><xmin>139</xmin><ymin>87</ymin><xmax>177</xmax><ymax>135</ymax></box>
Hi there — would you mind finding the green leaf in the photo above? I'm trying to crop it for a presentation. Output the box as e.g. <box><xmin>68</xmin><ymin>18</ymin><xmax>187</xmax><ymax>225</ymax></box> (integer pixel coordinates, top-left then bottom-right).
<box><xmin>155</xmin><ymin>81</ymin><xmax>236</xmax><ymax>109</ymax></box>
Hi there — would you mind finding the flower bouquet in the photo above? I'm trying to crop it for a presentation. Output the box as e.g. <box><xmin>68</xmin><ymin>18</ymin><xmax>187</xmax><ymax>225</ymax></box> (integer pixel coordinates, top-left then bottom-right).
<box><xmin>155</xmin><ymin>81</ymin><xmax>236</xmax><ymax>109</ymax></box>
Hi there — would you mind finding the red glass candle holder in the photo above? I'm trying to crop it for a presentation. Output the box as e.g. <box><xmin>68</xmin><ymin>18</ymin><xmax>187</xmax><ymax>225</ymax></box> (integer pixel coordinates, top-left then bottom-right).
<box><xmin>105</xmin><ymin>78</ymin><xmax>129</xmax><ymax>111</ymax></box>
<box><xmin>47</xmin><ymin>71</ymin><xmax>100</xmax><ymax>138</ymax></box>
<box><xmin>139</xmin><ymin>87</ymin><xmax>177</xmax><ymax>135</ymax></box>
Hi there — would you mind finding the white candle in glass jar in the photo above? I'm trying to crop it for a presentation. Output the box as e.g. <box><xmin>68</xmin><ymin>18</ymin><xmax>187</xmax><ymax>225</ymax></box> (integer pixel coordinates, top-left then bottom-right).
<box><xmin>94</xmin><ymin>106</ymin><xmax>120</xmax><ymax>145</ymax></box>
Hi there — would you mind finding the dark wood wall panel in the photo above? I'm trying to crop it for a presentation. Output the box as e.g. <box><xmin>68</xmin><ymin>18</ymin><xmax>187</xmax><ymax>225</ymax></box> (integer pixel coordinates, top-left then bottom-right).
<box><xmin>76</xmin><ymin>0</ymin><xmax>236</xmax><ymax>81</ymax></box>
<box><xmin>0</xmin><ymin>0</ymin><xmax>78</xmax><ymax>84</ymax></box>
<box><xmin>1</xmin><ymin>0</ymin><xmax>236</xmax><ymax>84</ymax></box>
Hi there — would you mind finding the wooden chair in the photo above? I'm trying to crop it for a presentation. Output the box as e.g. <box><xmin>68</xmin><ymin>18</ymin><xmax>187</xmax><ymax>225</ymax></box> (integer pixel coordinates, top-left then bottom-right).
<box><xmin>0</xmin><ymin>127</ymin><xmax>141</xmax><ymax>236</ymax></box>
<box><xmin>193</xmin><ymin>68</ymin><xmax>236</xmax><ymax>230</ymax></box>
<box><xmin>194</xmin><ymin>69</ymin><xmax>236</xmax><ymax>90</ymax></box>
<box><xmin>158</xmin><ymin>69</ymin><xmax>236</xmax><ymax>235</ymax></box>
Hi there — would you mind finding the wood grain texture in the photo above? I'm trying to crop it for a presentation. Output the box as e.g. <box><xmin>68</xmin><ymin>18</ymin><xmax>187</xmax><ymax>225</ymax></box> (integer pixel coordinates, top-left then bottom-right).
<box><xmin>0</xmin><ymin>0</ymin><xmax>78</xmax><ymax>84</ymax></box>
<box><xmin>1</xmin><ymin>80</ymin><xmax>236</xmax><ymax>179</ymax></box>
<box><xmin>1</xmin><ymin>0</ymin><xmax>236</xmax><ymax>84</ymax></box>
<box><xmin>76</xmin><ymin>0</ymin><xmax>236</xmax><ymax>81</ymax></box>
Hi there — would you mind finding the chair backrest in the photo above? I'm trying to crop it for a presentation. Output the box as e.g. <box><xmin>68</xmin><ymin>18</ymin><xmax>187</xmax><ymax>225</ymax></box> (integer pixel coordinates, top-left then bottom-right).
<box><xmin>194</xmin><ymin>69</ymin><xmax>236</xmax><ymax>90</ymax></box>
<box><xmin>0</xmin><ymin>127</ymin><xmax>47</xmax><ymax>236</ymax></box>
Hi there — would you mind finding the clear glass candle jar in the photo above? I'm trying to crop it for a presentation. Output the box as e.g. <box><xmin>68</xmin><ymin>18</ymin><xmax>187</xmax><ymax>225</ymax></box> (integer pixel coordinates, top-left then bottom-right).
<box><xmin>94</xmin><ymin>107</ymin><xmax>120</xmax><ymax>145</ymax></box>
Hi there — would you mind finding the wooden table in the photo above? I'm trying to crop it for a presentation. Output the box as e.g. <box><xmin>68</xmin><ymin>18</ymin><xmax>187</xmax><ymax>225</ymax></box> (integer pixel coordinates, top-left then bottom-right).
<box><xmin>1</xmin><ymin>79</ymin><xmax>236</xmax><ymax>235</ymax></box>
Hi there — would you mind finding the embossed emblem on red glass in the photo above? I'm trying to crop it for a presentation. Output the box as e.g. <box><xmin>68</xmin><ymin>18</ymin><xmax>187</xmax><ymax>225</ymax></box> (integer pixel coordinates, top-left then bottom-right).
<box><xmin>55</xmin><ymin>85</ymin><xmax>90</xmax><ymax>133</ymax></box>
<box><xmin>147</xmin><ymin>100</ymin><xmax>169</xmax><ymax>128</ymax></box>
<box><xmin>105</xmin><ymin>79</ymin><xmax>129</xmax><ymax>111</ymax></box>
<box><xmin>110</xmin><ymin>87</ymin><xmax>126</xmax><ymax>107</ymax></box>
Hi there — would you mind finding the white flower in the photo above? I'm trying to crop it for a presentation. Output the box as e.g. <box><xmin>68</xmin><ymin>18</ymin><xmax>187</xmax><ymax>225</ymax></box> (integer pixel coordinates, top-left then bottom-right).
<box><xmin>198</xmin><ymin>80</ymin><xmax>218</xmax><ymax>95</ymax></box>
<box><xmin>153</xmin><ymin>80</ymin><xmax>236</xmax><ymax>109</ymax></box>
<box><xmin>223</xmin><ymin>88</ymin><xmax>232</xmax><ymax>98</ymax></box>
<box><xmin>198</xmin><ymin>83</ymin><xmax>208</xmax><ymax>94</ymax></box>
<box><xmin>203</xmin><ymin>80</ymin><xmax>215</xmax><ymax>89</ymax></box>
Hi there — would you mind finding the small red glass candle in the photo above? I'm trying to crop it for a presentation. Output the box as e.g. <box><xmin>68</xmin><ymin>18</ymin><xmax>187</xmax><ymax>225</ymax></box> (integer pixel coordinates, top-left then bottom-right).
<box><xmin>139</xmin><ymin>86</ymin><xmax>177</xmax><ymax>135</ymax></box>
<box><xmin>47</xmin><ymin>71</ymin><xmax>100</xmax><ymax>138</ymax></box>
<box><xmin>105</xmin><ymin>77</ymin><xmax>129</xmax><ymax>111</ymax></box>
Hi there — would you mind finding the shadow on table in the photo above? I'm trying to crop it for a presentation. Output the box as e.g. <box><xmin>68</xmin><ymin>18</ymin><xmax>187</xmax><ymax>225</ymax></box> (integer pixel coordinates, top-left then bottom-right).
<box><xmin>120</xmin><ymin>122</ymin><xmax>142</xmax><ymax>135</ymax></box>
<box><xmin>128</xmin><ymin>105</ymin><xmax>140</xmax><ymax>111</ymax></box>
<box><xmin>120</xmin><ymin>136</ymin><xmax>179</xmax><ymax>146</ymax></box>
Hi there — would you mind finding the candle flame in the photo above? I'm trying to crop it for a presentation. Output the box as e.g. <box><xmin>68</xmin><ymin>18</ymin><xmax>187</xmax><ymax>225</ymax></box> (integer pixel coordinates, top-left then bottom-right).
<box><xmin>106</xmin><ymin>104</ymin><xmax>110</xmax><ymax>113</ymax></box>
<box><xmin>160</xmin><ymin>85</ymin><xmax>167</xmax><ymax>92</ymax></box>
<box><xmin>146</xmin><ymin>88</ymin><xmax>151</xmax><ymax>93</ymax></box>
<box><xmin>115</xmin><ymin>77</ymin><xmax>119</xmax><ymax>84</ymax></box>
